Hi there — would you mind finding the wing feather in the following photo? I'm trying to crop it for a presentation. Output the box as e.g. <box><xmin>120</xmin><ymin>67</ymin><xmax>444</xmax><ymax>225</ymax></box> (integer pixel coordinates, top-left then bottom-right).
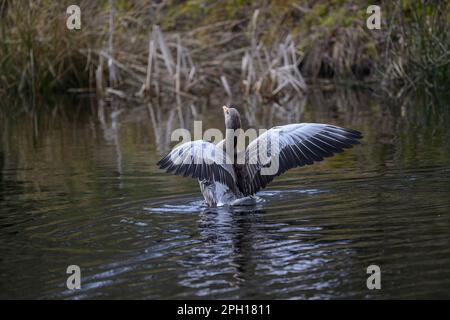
<box><xmin>239</xmin><ymin>123</ymin><xmax>362</xmax><ymax>195</ymax></box>
<box><xmin>158</xmin><ymin>140</ymin><xmax>236</xmax><ymax>190</ymax></box>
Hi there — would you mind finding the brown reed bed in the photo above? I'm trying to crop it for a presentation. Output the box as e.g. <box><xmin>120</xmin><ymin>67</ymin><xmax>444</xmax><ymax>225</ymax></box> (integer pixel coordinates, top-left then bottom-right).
<box><xmin>0</xmin><ymin>0</ymin><xmax>448</xmax><ymax>104</ymax></box>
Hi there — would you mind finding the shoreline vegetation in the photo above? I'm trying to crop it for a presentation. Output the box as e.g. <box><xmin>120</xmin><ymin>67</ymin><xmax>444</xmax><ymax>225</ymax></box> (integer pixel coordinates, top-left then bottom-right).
<box><xmin>0</xmin><ymin>1</ymin><xmax>448</xmax><ymax>104</ymax></box>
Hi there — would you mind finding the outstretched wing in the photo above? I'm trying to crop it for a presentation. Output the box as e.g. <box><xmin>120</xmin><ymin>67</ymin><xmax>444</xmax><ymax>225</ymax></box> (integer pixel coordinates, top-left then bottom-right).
<box><xmin>157</xmin><ymin>140</ymin><xmax>236</xmax><ymax>190</ymax></box>
<box><xmin>239</xmin><ymin>123</ymin><xmax>362</xmax><ymax>196</ymax></box>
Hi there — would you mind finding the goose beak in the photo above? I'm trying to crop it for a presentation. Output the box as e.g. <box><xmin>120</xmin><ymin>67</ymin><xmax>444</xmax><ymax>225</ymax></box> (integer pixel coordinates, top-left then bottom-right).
<box><xmin>222</xmin><ymin>105</ymin><xmax>229</xmax><ymax>113</ymax></box>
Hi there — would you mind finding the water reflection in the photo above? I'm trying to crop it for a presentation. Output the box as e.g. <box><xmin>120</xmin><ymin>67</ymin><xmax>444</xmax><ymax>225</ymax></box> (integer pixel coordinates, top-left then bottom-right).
<box><xmin>1</xmin><ymin>88</ymin><xmax>450</xmax><ymax>299</ymax></box>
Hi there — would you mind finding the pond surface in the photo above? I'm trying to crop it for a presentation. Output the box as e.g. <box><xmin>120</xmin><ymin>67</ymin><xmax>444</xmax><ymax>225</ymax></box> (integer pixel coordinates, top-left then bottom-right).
<box><xmin>1</xmin><ymin>89</ymin><xmax>450</xmax><ymax>299</ymax></box>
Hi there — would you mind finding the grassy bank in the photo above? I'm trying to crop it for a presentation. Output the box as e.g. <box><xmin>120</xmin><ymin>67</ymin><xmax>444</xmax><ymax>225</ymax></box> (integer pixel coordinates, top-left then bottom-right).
<box><xmin>0</xmin><ymin>0</ymin><xmax>448</xmax><ymax>101</ymax></box>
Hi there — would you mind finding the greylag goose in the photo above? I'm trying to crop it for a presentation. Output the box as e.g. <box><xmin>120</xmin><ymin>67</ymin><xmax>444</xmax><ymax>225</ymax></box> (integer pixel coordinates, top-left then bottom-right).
<box><xmin>158</xmin><ymin>105</ymin><xmax>362</xmax><ymax>206</ymax></box>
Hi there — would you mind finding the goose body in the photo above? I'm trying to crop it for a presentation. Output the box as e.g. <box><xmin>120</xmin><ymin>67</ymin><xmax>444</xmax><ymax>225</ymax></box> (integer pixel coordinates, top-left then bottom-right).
<box><xmin>158</xmin><ymin>105</ymin><xmax>362</xmax><ymax>207</ymax></box>
<box><xmin>198</xmin><ymin>180</ymin><xmax>249</xmax><ymax>206</ymax></box>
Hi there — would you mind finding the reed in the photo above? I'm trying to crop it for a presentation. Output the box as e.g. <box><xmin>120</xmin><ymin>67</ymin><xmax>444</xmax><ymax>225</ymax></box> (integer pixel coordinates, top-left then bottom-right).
<box><xmin>0</xmin><ymin>1</ymin><xmax>96</xmax><ymax>96</ymax></box>
<box><xmin>241</xmin><ymin>10</ymin><xmax>307</xmax><ymax>97</ymax></box>
<box><xmin>0</xmin><ymin>0</ymin><xmax>448</xmax><ymax>103</ymax></box>
<box><xmin>382</xmin><ymin>1</ymin><xmax>449</xmax><ymax>92</ymax></box>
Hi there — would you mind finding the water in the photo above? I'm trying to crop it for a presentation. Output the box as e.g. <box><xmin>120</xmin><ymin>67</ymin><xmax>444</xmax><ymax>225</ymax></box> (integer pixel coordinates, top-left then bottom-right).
<box><xmin>1</xmin><ymin>89</ymin><xmax>450</xmax><ymax>299</ymax></box>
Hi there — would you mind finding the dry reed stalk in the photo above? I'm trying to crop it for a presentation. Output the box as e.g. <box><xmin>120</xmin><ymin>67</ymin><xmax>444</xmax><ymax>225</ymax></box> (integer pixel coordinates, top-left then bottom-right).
<box><xmin>134</xmin><ymin>25</ymin><xmax>198</xmax><ymax>99</ymax></box>
<box><xmin>108</xmin><ymin>0</ymin><xmax>117</xmax><ymax>88</ymax></box>
<box><xmin>145</xmin><ymin>37</ymin><xmax>155</xmax><ymax>93</ymax></box>
<box><xmin>239</xmin><ymin>10</ymin><xmax>306</xmax><ymax>97</ymax></box>
<box><xmin>220</xmin><ymin>75</ymin><xmax>232</xmax><ymax>98</ymax></box>
<box><xmin>95</xmin><ymin>54</ymin><xmax>104</xmax><ymax>98</ymax></box>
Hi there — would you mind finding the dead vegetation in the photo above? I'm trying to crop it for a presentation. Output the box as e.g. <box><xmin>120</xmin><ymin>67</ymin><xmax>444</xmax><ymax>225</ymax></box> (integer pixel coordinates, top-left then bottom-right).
<box><xmin>0</xmin><ymin>0</ymin><xmax>448</xmax><ymax>103</ymax></box>
<box><xmin>240</xmin><ymin>10</ymin><xmax>307</xmax><ymax>97</ymax></box>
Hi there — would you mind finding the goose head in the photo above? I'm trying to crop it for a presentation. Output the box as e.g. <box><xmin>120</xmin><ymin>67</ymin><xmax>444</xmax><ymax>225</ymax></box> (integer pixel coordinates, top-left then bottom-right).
<box><xmin>222</xmin><ymin>105</ymin><xmax>241</xmax><ymax>130</ymax></box>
